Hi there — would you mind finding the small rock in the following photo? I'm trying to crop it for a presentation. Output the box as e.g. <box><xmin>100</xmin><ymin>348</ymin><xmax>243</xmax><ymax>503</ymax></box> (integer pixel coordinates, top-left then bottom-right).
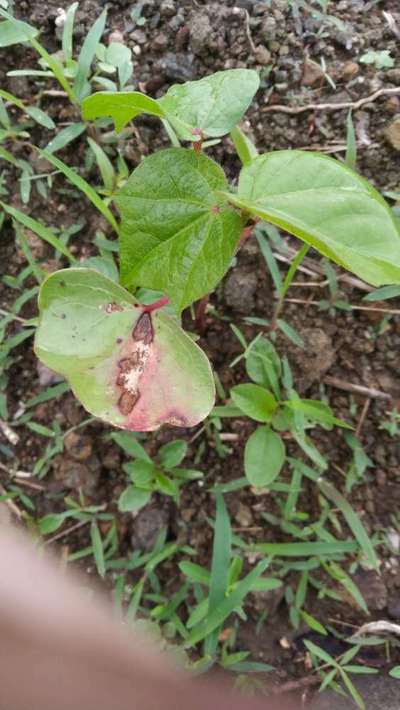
<box><xmin>385</xmin><ymin>116</ymin><xmax>400</xmax><ymax>150</ymax></box>
<box><xmin>287</xmin><ymin>327</ymin><xmax>335</xmax><ymax>391</ymax></box>
<box><xmin>189</xmin><ymin>12</ymin><xmax>212</xmax><ymax>56</ymax></box>
<box><xmin>131</xmin><ymin>504</ymin><xmax>170</xmax><ymax>551</ymax></box>
<box><xmin>152</xmin><ymin>32</ymin><xmax>168</xmax><ymax>52</ymax></box>
<box><xmin>224</xmin><ymin>268</ymin><xmax>259</xmax><ymax>314</ymax></box>
<box><xmin>235</xmin><ymin>503</ymin><xmax>253</xmax><ymax>527</ymax></box>
<box><xmin>160</xmin><ymin>0</ymin><xmax>176</xmax><ymax>17</ymax></box>
<box><xmin>175</xmin><ymin>25</ymin><xmax>190</xmax><ymax>52</ymax></box>
<box><xmin>55</xmin><ymin>456</ymin><xmax>100</xmax><ymax>496</ymax></box>
<box><xmin>351</xmin><ymin>570</ymin><xmax>388</xmax><ymax>612</ymax></box>
<box><xmin>385</xmin><ymin>96</ymin><xmax>400</xmax><ymax>114</ymax></box>
<box><xmin>36</xmin><ymin>361</ymin><xmax>64</xmax><ymax>387</ymax></box>
<box><xmin>108</xmin><ymin>30</ymin><xmax>124</xmax><ymax>44</ymax></box>
<box><xmin>302</xmin><ymin>59</ymin><xmax>325</xmax><ymax>87</ymax></box>
<box><xmin>342</xmin><ymin>61</ymin><xmax>359</xmax><ymax>80</ymax></box>
<box><xmin>64</xmin><ymin>431</ymin><xmax>93</xmax><ymax>462</ymax></box>
<box><xmin>254</xmin><ymin>45</ymin><xmax>271</xmax><ymax>66</ymax></box>
<box><xmin>387</xmin><ymin>595</ymin><xmax>400</xmax><ymax>620</ymax></box>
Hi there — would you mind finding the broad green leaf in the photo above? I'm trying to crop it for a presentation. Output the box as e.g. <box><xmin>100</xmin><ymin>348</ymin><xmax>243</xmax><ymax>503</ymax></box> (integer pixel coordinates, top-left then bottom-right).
<box><xmin>158</xmin><ymin>439</ymin><xmax>187</xmax><ymax>468</ymax></box>
<box><xmin>245</xmin><ymin>336</ymin><xmax>281</xmax><ymax>396</ymax></box>
<box><xmin>224</xmin><ymin>151</ymin><xmax>400</xmax><ymax>287</ymax></box>
<box><xmin>244</xmin><ymin>425</ymin><xmax>285</xmax><ymax>487</ymax></box>
<box><xmin>118</xmin><ymin>485</ymin><xmax>151</xmax><ymax>512</ymax></box>
<box><xmin>34</xmin><ymin>269</ymin><xmax>215</xmax><ymax>431</ymax></box>
<box><xmin>115</xmin><ymin>148</ymin><xmax>243</xmax><ymax>311</ymax></box>
<box><xmin>231</xmin><ymin>383</ymin><xmax>277</xmax><ymax>422</ymax></box>
<box><xmin>0</xmin><ymin>18</ymin><xmax>38</xmax><ymax>47</ymax></box>
<box><xmin>82</xmin><ymin>91</ymin><xmax>165</xmax><ymax>132</ymax></box>
<box><xmin>124</xmin><ymin>459</ymin><xmax>154</xmax><ymax>486</ymax></box>
<box><xmin>158</xmin><ymin>69</ymin><xmax>260</xmax><ymax>138</ymax></box>
<box><xmin>389</xmin><ymin>666</ymin><xmax>400</xmax><ymax>679</ymax></box>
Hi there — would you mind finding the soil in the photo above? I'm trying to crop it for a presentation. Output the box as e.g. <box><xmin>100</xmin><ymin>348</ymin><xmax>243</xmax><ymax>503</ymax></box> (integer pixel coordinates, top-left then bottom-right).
<box><xmin>1</xmin><ymin>0</ymin><xmax>400</xmax><ymax>707</ymax></box>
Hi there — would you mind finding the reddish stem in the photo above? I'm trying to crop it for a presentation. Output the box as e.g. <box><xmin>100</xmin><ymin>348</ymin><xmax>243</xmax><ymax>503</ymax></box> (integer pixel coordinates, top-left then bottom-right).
<box><xmin>142</xmin><ymin>296</ymin><xmax>170</xmax><ymax>313</ymax></box>
<box><xmin>192</xmin><ymin>128</ymin><xmax>203</xmax><ymax>153</ymax></box>
<box><xmin>195</xmin><ymin>295</ymin><xmax>209</xmax><ymax>334</ymax></box>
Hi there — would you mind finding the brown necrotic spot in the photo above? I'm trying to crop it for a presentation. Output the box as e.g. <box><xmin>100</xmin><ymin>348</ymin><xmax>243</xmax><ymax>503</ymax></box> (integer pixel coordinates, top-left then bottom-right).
<box><xmin>105</xmin><ymin>302</ymin><xmax>123</xmax><ymax>314</ymax></box>
<box><xmin>132</xmin><ymin>312</ymin><xmax>153</xmax><ymax>345</ymax></box>
<box><xmin>118</xmin><ymin>390</ymin><xmax>140</xmax><ymax>415</ymax></box>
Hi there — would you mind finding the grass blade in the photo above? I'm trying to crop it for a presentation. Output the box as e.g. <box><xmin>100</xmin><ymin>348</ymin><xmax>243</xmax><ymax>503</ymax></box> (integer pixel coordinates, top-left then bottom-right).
<box><xmin>39</xmin><ymin>149</ymin><xmax>119</xmax><ymax>234</ymax></box>
<box><xmin>62</xmin><ymin>2</ymin><xmax>79</xmax><ymax>62</ymax></box>
<box><xmin>87</xmin><ymin>137</ymin><xmax>115</xmax><ymax>191</ymax></box>
<box><xmin>256</xmin><ymin>230</ymin><xmax>282</xmax><ymax>294</ymax></box>
<box><xmin>0</xmin><ymin>201</ymin><xmax>76</xmax><ymax>261</ymax></box>
<box><xmin>90</xmin><ymin>520</ymin><xmax>106</xmax><ymax>578</ymax></box>
<box><xmin>185</xmin><ymin>558</ymin><xmax>269</xmax><ymax>648</ymax></box>
<box><xmin>45</xmin><ymin>122</ymin><xmax>86</xmax><ymax>153</ymax></box>
<box><xmin>252</xmin><ymin>541</ymin><xmax>358</xmax><ymax>556</ymax></box>
<box><xmin>204</xmin><ymin>493</ymin><xmax>232</xmax><ymax>655</ymax></box>
<box><xmin>73</xmin><ymin>9</ymin><xmax>107</xmax><ymax>101</ymax></box>
<box><xmin>345</xmin><ymin>110</ymin><xmax>357</xmax><ymax>171</ymax></box>
<box><xmin>318</xmin><ymin>478</ymin><xmax>378</xmax><ymax>569</ymax></box>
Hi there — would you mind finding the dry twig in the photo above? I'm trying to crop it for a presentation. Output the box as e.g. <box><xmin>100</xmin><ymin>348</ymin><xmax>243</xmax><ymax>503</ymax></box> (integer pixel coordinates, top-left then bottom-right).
<box><xmin>323</xmin><ymin>376</ymin><xmax>392</xmax><ymax>402</ymax></box>
<box><xmin>262</xmin><ymin>87</ymin><xmax>400</xmax><ymax>115</ymax></box>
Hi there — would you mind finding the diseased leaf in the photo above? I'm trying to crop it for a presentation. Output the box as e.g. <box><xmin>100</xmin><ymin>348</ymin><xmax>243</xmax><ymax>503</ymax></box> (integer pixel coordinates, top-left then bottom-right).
<box><xmin>244</xmin><ymin>425</ymin><xmax>285</xmax><ymax>487</ymax></box>
<box><xmin>82</xmin><ymin>91</ymin><xmax>165</xmax><ymax>132</ymax></box>
<box><xmin>224</xmin><ymin>151</ymin><xmax>400</xmax><ymax>287</ymax></box>
<box><xmin>34</xmin><ymin>269</ymin><xmax>215</xmax><ymax>431</ymax></box>
<box><xmin>115</xmin><ymin>148</ymin><xmax>243</xmax><ymax>311</ymax></box>
<box><xmin>158</xmin><ymin>69</ymin><xmax>260</xmax><ymax>138</ymax></box>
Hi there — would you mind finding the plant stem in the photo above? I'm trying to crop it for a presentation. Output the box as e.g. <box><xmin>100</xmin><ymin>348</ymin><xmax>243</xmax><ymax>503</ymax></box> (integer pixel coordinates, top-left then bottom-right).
<box><xmin>143</xmin><ymin>296</ymin><xmax>170</xmax><ymax>313</ymax></box>
<box><xmin>271</xmin><ymin>243</ymin><xmax>310</xmax><ymax>330</ymax></box>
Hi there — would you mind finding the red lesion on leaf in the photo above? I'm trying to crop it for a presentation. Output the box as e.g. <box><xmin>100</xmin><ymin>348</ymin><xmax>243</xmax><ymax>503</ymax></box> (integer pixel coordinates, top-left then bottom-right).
<box><xmin>105</xmin><ymin>302</ymin><xmax>123</xmax><ymax>313</ymax></box>
<box><xmin>115</xmin><ymin>311</ymin><xmax>154</xmax><ymax>416</ymax></box>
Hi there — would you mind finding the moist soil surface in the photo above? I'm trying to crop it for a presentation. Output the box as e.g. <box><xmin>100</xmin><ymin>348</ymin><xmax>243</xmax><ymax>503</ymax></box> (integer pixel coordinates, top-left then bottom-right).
<box><xmin>1</xmin><ymin>1</ymin><xmax>400</xmax><ymax>707</ymax></box>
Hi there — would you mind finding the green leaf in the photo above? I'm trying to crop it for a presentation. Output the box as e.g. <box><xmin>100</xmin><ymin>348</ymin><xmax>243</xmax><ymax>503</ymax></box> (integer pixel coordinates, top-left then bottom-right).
<box><xmin>245</xmin><ymin>336</ymin><xmax>281</xmax><ymax>396</ymax></box>
<box><xmin>204</xmin><ymin>492</ymin><xmax>232</xmax><ymax>655</ymax></box>
<box><xmin>363</xmin><ymin>284</ymin><xmax>400</xmax><ymax>302</ymax></box>
<box><xmin>185</xmin><ymin>558</ymin><xmax>269</xmax><ymax>647</ymax></box>
<box><xmin>231</xmin><ymin>383</ymin><xmax>277</xmax><ymax>422</ymax></box>
<box><xmin>158</xmin><ymin>69</ymin><xmax>260</xmax><ymax>139</ymax></box>
<box><xmin>82</xmin><ymin>91</ymin><xmax>165</xmax><ymax>133</ymax></box>
<box><xmin>39</xmin><ymin>511</ymin><xmax>73</xmax><ymax>534</ymax></box>
<box><xmin>158</xmin><ymin>439</ymin><xmax>187</xmax><ymax>468</ymax></box>
<box><xmin>34</xmin><ymin>269</ymin><xmax>215</xmax><ymax>431</ymax></box>
<box><xmin>90</xmin><ymin>520</ymin><xmax>106</xmax><ymax>577</ymax></box>
<box><xmin>252</xmin><ymin>541</ymin><xmax>358</xmax><ymax>556</ymax></box>
<box><xmin>224</xmin><ymin>151</ymin><xmax>400</xmax><ymax>287</ymax></box>
<box><xmin>300</xmin><ymin>610</ymin><xmax>327</xmax><ymax>635</ymax></box>
<box><xmin>276</xmin><ymin>318</ymin><xmax>305</xmax><ymax>348</ymax></box>
<box><xmin>87</xmin><ymin>137</ymin><xmax>115</xmax><ymax>191</ymax></box>
<box><xmin>304</xmin><ymin>639</ymin><xmax>337</xmax><ymax>667</ymax></box>
<box><xmin>45</xmin><ymin>122</ymin><xmax>86</xmax><ymax>154</ymax></box>
<box><xmin>115</xmin><ymin>148</ymin><xmax>242</xmax><ymax>311</ymax></box>
<box><xmin>179</xmin><ymin>561</ymin><xmax>210</xmax><ymax>586</ymax></box>
<box><xmin>389</xmin><ymin>666</ymin><xmax>400</xmax><ymax>679</ymax></box>
<box><xmin>318</xmin><ymin>479</ymin><xmax>378</xmax><ymax>569</ymax></box>
<box><xmin>230</xmin><ymin>125</ymin><xmax>258</xmax><ymax>166</ymax></box>
<box><xmin>62</xmin><ymin>2</ymin><xmax>79</xmax><ymax>62</ymax></box>
<box><xmin>73</xmin><ymin>9</ymin><xmax>107</xmax><ymax>101</ymax></box>
<box><xmin>110</xmin><ymin>431</ymin><xmax>151</xmax><ymax>460</ymax></box>
<box><xmin>118</xmin><ymin>485</ymin><xmax>151</xmax><ymax>512</ymax></box>
<box><xmin>0</xmin><ymin>18</ymin><xmax>38</xmax><ymax>47</ymax></box>
<box><xmin>124</xmin><ymin>459</ymin><xmax>154</xmax><ymax>486</ymax></box>
<box><xmin>244</xmin><ymin>425</ymin><xmax>285</xmax><ymax>487</ymax></box>
<box><xmin>26</xmin><ymin>106</ymin><xmax>55</xmax><ymax>129</ymax></box>
<box><xmin>284</xmin><ymin>399</ymin><xmax>351</xmax><ymax>429</ymax></box>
